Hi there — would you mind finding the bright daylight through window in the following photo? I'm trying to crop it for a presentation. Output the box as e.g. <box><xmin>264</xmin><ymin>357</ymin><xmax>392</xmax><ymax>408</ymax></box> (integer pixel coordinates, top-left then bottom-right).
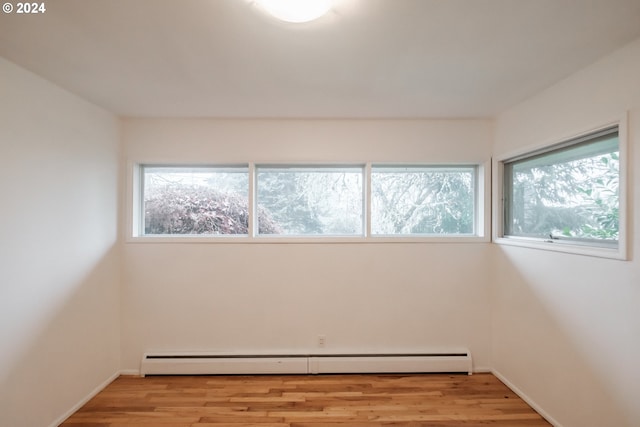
<box><xmin>371</xmin><ymin>166</ymin><xmax>476</xmax><ymax>235</ymax></box>
<box><xmin>503</xmin><ymin>126</ymin><xmax>620</xmax><ymax>248</ymax></box>
<box><xmin>256</xmin><ymin>166</ymin><xmax>363</xmax><ymax>236</ymax></box>
<box><xmin>142</xmin><ymin>166</ymin><xmax>249</xmax><ymax>235</ymax></box>
<box><xmin>137</xmin><ymin>163</ymin><xmax>483</xmax><ymax>239</ymax></box>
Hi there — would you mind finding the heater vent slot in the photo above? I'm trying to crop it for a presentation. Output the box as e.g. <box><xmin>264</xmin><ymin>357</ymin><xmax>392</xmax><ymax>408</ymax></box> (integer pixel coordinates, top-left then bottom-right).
<box><xmin>140</xmin><ymin>351</ymin><xmax>473</xmax><ymax>376</ymax></box>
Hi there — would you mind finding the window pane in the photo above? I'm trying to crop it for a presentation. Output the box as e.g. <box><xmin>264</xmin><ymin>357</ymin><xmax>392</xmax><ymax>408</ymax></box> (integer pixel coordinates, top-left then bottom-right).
<box><xmin>256</xmin><ymin>166</ymin><xmax>364</xmax><ymax>235</ymax></box>
<box><xmin>504</xmin><ymin>129</ymin><xmax>619</xmax><ymax>244</ymax></box>
<box><xmin>143</xmin><ymin>166</ymin><xmax>249</xmax><ymax>235</ymax></box>
<box><xmin>371</xmin><ymin>166</ymin><xmax>475</xmax><ymax>235</ymax></box>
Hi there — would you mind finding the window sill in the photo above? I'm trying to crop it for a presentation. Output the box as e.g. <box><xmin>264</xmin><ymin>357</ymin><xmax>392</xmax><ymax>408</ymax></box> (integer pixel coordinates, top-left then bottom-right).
<box><xmin>494</xmin><ymin>236</ymin><xmax>626</xmax><ymax>260</ymax></box>
<box><xmin>127</xmin><ymin>235</ymin><xmax>490</xmax><ymax>244</ymax></box>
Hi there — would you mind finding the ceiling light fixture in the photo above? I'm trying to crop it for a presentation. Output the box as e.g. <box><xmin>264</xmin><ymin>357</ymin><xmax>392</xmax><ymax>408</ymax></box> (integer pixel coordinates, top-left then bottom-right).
<box><xmin>256</xmin><ymin>0</ymin><xmax>333</xmax><ymax>23</ymax></box>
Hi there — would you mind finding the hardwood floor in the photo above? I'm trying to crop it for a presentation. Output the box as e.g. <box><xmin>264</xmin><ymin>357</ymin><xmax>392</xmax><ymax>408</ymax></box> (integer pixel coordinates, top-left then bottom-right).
<box><xmin>61</xmin><ymin>373</ymin><xmax>551</xmax><ymax>426</ymax></box>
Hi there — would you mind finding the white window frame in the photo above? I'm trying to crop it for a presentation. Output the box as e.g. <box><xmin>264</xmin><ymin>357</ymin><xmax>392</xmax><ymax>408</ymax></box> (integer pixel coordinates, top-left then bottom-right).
<box><xmin>493</xmin><ymin>117</ymin><xmax>628</xmax><ymax>260</ymax></box>
<box><xmin>128</xmin><ymin>161</ymin><xmax>491</xmax><ymax>243</ymax></box>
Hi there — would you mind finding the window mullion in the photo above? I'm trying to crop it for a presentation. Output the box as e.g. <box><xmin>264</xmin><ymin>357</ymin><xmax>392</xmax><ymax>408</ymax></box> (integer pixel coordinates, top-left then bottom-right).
<box><xmin>365</xmin><ymin>163</ymin><xmax>372</xmax><ymax>238</ymax></box>
<box><xmin>248</xmin><ymin>162</ymin><xmax>256</xmax><ymax>238</ymax></box>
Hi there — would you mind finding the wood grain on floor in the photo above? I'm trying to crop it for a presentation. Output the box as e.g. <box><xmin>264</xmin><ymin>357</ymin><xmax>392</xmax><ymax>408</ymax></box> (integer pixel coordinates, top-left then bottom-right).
<box><xmin>60</xmin><ymin>373</ymin><xmax>551</xmax><ymax>426</ymax></box>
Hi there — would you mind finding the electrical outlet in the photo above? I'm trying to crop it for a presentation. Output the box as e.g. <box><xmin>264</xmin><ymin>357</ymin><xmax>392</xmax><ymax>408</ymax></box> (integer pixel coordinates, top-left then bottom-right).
<box><xmin>318</xmin><ymin>335</ymin><xmax>326</xmax><ymax>347</ymax></box>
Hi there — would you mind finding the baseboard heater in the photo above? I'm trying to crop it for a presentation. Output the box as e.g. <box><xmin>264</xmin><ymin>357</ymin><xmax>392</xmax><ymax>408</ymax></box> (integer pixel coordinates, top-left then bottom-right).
<box><xmin>140</xmin><ymin>351</ymin><xmax>473</xmax><ymax>376</ymax></box>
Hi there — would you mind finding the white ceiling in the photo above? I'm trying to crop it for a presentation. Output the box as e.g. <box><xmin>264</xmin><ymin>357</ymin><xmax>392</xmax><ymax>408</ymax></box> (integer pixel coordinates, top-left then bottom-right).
<box><xmin>1</xmin><ymin>0</ymin><xmax>640</xmax><ymax>118</ymax></box>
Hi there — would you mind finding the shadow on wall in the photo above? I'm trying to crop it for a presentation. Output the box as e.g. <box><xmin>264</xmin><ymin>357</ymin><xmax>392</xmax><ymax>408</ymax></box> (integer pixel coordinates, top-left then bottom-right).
<box><xmin>0</xmin><ymin>244</ymin><xmax>120</xmax><ymax>427</ymax></box>
<box><xmin>492</xmin><ymin>244</ymin><xmax>637</xmax><ymax>427</ymax></box>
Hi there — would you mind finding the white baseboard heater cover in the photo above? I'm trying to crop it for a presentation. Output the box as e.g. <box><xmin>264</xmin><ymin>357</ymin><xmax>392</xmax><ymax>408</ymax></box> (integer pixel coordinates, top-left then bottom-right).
<box><xmin>141</xmin><ymin>354</ymin><xmax>308</xmax><ymax>376</ymax></box>
<box><xmin>140</xmin><ymin>351</ymin><xmax>473</xmax><ymax>376</ymax></box>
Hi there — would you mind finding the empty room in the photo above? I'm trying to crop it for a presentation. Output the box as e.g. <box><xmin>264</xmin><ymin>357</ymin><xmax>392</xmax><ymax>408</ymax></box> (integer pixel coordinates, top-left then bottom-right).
<box><xmin>1</xmin><ymin>1</ymin><xmax>639</xmax><ymax>426</ymax></box>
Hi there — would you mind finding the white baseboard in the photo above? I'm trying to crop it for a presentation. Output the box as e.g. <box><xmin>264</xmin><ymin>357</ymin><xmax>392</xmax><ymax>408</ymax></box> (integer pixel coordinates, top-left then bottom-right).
<box><xmin>48</xmin><ymin>370</ymin><xmax>120</xmax><ymax>427</ymax></box>
<box><xmin>129</xmin><ymin>366</ymin><xmax>491</xmax><ymax>376</ymax></box>
<box><xmin>492</xmin><ymin>369</ymin><xmax>563</xmax><ymax>427</ymax></box>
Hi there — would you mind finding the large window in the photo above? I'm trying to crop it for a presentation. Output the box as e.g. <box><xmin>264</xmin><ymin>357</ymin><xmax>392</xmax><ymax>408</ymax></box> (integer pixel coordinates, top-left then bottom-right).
<box><xmin>371</xmin><ymin>166</ymin><xmax>476</xmax><ymax>235</ymax></box>
<box><xmin>256</xmin><ymin>166</ymin><xmax>364</xmax><ymax>236</ymax></box>
<box><xmin>502</xmin><ymin>126</ymin><xmax>620</xmax><ymax>248</ymax></box>
<box><xmin>135</xmin><ymin>162</ymin><xmax>485</xmax><ymax>241</ymax></box>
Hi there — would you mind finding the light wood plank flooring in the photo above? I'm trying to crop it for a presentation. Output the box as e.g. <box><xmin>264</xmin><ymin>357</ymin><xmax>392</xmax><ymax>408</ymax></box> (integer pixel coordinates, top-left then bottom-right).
<box><xmin>60</xmin><ymin>373</ymin><xmax>551</xmax><ymax>426</ymax></box>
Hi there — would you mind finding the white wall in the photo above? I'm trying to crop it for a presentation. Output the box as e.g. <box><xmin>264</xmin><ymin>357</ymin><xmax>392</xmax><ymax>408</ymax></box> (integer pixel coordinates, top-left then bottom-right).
<box><xmin>120</xmin><ymin>119</ymin><xmax>493</xmax><ymax>371</ymax></box>
<box><xmin>0</xmin><ymin>58</ymin><xmax>121</xmax><ymax>427</ymax></box>
<box><xmin>492</xmin><ymin>38</ymin><xmax>640</xmax><ymax>427</ymax></box>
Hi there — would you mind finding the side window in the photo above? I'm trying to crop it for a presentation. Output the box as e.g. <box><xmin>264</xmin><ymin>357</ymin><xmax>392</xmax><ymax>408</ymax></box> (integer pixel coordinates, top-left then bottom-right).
<box><xmin>142</xmin><ymin>166</ymin><xmax>249</xmax><ymax>235</ymax></box>
<box><xmin>255</xmin><ymin>166</ymin><xmax>364</xmax><ymax>236</ymax></box>
<box><xmin>371</xmin><ymin>166</ymin><xmax>477</xmax><ymax>235</ymax></box>
<box><xmin>502</xmin><ymin>126</ymin><xmax>619</xmax><ymax>248</ymax></box>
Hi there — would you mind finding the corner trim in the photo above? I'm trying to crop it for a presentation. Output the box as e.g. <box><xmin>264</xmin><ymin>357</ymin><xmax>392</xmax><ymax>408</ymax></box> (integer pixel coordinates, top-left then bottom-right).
<box><xmin>492</xmin><ymin>369</ymin><xmax>563</xmax><ymax>427</ymax></box>
<box><xmin>48</xmin><ymin>370</ymin><xmax>120</xmax><ymax>427</ymax></box>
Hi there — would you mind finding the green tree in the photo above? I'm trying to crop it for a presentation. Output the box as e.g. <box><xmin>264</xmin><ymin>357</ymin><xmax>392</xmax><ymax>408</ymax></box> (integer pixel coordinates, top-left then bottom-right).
<box><xmin>510</xmin><ymin>151</ymin><xmax>619</xmax><ymax>240</ymax></box>
<box><xmin>256</xmin><ymin>169</ymin><xmax>363</xmax><ymax>235</ymax></box>
<box><xmin>371</xmin><ymin>169</ymin><xmax>474</xmax><ymax>234</ymax></box>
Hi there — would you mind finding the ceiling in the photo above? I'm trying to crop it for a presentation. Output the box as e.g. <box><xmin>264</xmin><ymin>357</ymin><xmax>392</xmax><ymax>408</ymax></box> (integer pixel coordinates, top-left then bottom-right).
<box><xmin>1</xmin><ymin>0</ymin><xmax>640</xmax><ymax>118</ymax></box>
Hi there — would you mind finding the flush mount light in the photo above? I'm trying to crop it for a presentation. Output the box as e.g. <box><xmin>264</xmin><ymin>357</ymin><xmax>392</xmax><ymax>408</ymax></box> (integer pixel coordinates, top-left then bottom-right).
<box><xmin>256</xmin><ymin>0</ymin><xmax>333</xmax><ymax>23</ymax></box>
